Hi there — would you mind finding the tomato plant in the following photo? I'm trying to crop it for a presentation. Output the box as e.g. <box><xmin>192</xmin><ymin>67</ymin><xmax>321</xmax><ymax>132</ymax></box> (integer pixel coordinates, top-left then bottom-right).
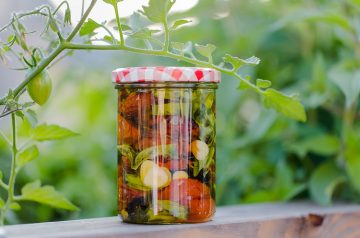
<box><xmin>0</xmin><ymin>0</ymin><xmax>307</xmax><ymax>225</ymax></box>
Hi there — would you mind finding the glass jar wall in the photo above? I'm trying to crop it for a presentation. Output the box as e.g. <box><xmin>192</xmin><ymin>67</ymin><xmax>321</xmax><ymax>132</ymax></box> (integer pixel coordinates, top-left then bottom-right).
<box><xmin>117</xmin><ymin>83</ymin><xmax>217</xmax><ymax>224</ymax></box>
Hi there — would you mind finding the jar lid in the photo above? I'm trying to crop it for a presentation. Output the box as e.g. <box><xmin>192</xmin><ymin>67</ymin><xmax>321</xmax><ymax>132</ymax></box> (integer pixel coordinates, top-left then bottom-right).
<box><xmin>112</xmin><ymin>67</ymin><xmax>221</xmax><ymax>84</ymax></box>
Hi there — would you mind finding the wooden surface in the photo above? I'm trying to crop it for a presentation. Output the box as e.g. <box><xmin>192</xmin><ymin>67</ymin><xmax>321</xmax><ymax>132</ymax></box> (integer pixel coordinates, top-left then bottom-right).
<box><xmin>2</xmin><ymin>202</ymin><xmax>360</xmax><ymax>238</ymax></box>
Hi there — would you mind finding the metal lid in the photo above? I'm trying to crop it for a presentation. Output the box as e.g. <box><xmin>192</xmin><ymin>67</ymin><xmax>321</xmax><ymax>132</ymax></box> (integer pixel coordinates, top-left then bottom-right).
<box><xmin>112</xmin><ymin>66</ymin><xmax>221</xmax><ymax>84</ymax></box>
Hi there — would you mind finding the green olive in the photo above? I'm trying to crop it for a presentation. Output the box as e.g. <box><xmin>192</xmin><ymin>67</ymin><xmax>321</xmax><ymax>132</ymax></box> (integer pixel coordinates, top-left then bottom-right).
<box><xmin>27</xmin><ymin>70</ymin><xmax>52</xmax><ymax>105</ymax></box>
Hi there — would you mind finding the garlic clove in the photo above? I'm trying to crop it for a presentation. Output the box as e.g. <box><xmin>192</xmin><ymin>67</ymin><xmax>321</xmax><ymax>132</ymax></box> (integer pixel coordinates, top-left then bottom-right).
<box><xmin>173</xmin><ymin>171</ymin><xmax>189</xmax><ymax>180</ymax></box>
<box><xmin>191</xmin><ymin>140</ymin><xmax>209</xmax><ymax>161</ymax></box>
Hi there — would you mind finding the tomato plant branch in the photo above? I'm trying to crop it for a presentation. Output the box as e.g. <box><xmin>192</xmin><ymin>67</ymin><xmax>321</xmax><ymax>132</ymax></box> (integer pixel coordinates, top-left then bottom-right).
<box><xmin>66</xmin><ymin>0</ymin><xmax>97</xmax><ymax>42</ymax></box>
<box><xmin>113</xmin><ymin>3</ymin><xmax>125</xmax><ymax>46</ymax></box>
<box><xmin>62</xmin><ymin>42</ymin><xmax>259</xmax><ymax>92</ymax></box>
<box><xmin>0</xmin><ymin>113</ymin><xmax>18</xmax><ymax>225</ymax></box>
<box><xmin>0</xmin><ymin>10</ymin><xmax>47</xmax><ymax>33</ymax></box>
<box><xmin>163</xmin><ymin>18</ymin><xmax>170</xmax><ymax>52</ymax></box>
<box><xmin>53</xmin><ymin>1</ymin><xmax>70</xmax><ymax>15</ymax></box>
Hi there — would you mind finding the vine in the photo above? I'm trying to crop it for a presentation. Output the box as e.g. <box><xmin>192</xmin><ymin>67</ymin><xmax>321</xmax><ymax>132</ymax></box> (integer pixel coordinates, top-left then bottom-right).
<box><xmin>0</xmin><ymin>0</ymin><xmax>306</xmax><ymax>224</ymax></box>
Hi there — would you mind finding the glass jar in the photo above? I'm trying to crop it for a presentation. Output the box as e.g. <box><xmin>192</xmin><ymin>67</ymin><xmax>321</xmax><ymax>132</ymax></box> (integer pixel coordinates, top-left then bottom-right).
<box><xmin>113</xmin><ymin>67</ymin><xmax>220</xmax><ymax>224</ymax></box>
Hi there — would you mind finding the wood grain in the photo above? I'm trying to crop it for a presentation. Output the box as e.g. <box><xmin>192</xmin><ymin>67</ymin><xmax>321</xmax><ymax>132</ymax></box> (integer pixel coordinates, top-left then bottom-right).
<box><xmin>2</xmin><ymin>202</ymin><xmax>360</xmax><ymax>238</ymax></box>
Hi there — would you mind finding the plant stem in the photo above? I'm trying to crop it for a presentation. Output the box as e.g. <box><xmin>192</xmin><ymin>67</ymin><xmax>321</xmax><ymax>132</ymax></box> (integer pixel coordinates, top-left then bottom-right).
<box><xmin>340</xmin><ymin>102</ymin><xmax>357</xmax><ymax>158</ymax></box>
<box><xmin>163</xmin><ymin>18</ymin><xmax>170</xmax><ymax>52</ymax></box>
<box><xmin>0</xmin><ymin>10</ymin><xmax>47</xmax><ymax>33</ymax></box>
<box><xmin>0</xmin><ymin>113</ymin><xmax>18</xmax><ymax>225</ymax></box>
<box><xmin>66</xmin><ymin>0</ymin><xmax>97</xmax><ymax>42</ymax></box>
<box><xmin>13</xmin><ymin>45</ymin><xmax>65</xmax><ymax>97</ymax></box>
<box><xmin>113</xmin><ymin>4</ymin><xmax>124</xmax><ymax>46</ymax></box>
<box><xmin>62</xmin><ymin>42</ymin><xmax>259</xmax><ymax>92</ymax></box>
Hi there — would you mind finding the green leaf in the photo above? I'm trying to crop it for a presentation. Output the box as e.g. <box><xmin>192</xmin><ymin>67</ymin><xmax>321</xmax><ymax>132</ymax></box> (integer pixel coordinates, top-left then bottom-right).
<box><xmin>24</xmin><ymin>109</ymin><xmax>37</xmax><ymax>128</ymax></box>
<box><xmin>344</xmin><ymin>131</ymin><xmax>360</xmax><ymax>192</ymax></box>
<box><xmin>125</xmin><ymin>174</ymin><xmax>151</xmax><ymax>191</ymax></box>
<box><xmin>195</xmin><ymin>44</ymin><xmax>216</xmax><ymax>63</ymax></box>
<box><xmin>16</xmin><ymin>145</ymin><xmax>39</xmax><ymax>168</ymax></box>
<box><xmin>272</xmin><ymin>161</ymin><xmax>306</xmax><ymax>201</ymax></box>
<box><xmin>0</xmin><ymin>198</ymin><xmax>4</xmax><ymax>209</ymax></box>
<box><xmin>170</xmin><ymin>19</ymin><xmax>191</xmax><ymax>30</ymax></box>
<box><xmin>133</xmin><ymin>144</ymin><xmax>175</xmax><ymax>170</ymax></box>
<box><xmin>329</xmin><ymin>66</ymin><xmax>360</xmax><ymax>109</ymax></box>
<box><xmin>33</xmin><ymin>124</ymin><xmax>77</xmax><ymax>141</ymax></box>
<box><xmin>103</xmin><ymin>35</ymin><xmax>115</xmax><ymax>44</ymax></box>
<box><xmin>118</xmin><ymin>144</ymin><xmax>136</xmax><ymax>167</ymax></box>
<box><xmin>223</xmin><ymin>54</ymin><xmax>260</xmax><ymax>70</ymax></box>
<box><xmin>256</xmin><ymin>79</ymin><xmax>272</xmax><ymax>89</ymax></box>
<box><xmin>79</xmin><ymin>18</ymin><xmax>102</xmax><ymax>36</ymax></box>
<box><xmin>287</xmin><ymin>134</ymin><xmax>340</xmax><ymax>157</ymax></box>
<box><xmin>103</xmin><ymin>0</ymin><xmax>123</xmax><ymax>6</ymax></box>
<box><xmin>309</xmin><ymin>162</ymin><xmax>346</xmax><ymax>206</ymax></box>
<box><xmin>17</xmin><ymin>117</ymin><xmax>33</xmax><ymax>138</ymax></box>
<box><xmin>129</xmin><ymin>28</ymin><xmax>160</xmax><ymax>40</ymax></box>
<box><xmin>171</xmin><ymin>42</ymin><xmax>185</xmax><ymax>55</ymax></box>
<box><xmin>171</xmin><ymin>41</ymin><xmax>193</xmax><ymax>56</ymax></box>
<box><xmin>141</xmin><ymin>0</ymin><xmax>175</xmax><ymax>23</ymax></box>
<box><xmin>10</xmin><ymin>202</ymin><xmax>21</xmax><ymax>211</ymax></box>
<box><xmin>0</xmin><ymin>170</ymin><xmax>2</xmax><ymax>180</ymax></box>
<box><xmin>157</xmin><ymin>200</ymin><xmax>188</xmax><ymax>219</ymax></box>
<box><xmin>271</xmin><ymin>10</ymin><xmax>353</xmax><ymax>33</ymax></box>
<box><xmin>119</xmin><ymin>24</ymin><xmax>131</xmax><ymax>31</ymax></box>
<box><xmin>263</xmin><ymin>88</ymin><xmax>307</xmax><ymax>122</ymax></box>
<box><xmin>20</xmin><ymin>180</ymin><xmax>78</xmax><ymax>210</ymax></box>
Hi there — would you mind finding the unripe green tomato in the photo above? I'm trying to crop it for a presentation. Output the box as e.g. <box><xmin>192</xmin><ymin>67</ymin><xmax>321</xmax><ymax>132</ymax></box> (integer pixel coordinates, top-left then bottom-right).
<box><xmin>27</xmin><ymin>70</ymin><xmax>52</xmax><ymax>105</ymax></box>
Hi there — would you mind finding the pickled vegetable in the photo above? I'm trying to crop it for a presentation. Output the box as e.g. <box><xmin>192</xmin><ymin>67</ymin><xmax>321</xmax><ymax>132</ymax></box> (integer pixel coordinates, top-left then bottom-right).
<box><xmin>117</xmin><ymin>84</ymin><xmax>216</xmax><ymax>223</ymax></box>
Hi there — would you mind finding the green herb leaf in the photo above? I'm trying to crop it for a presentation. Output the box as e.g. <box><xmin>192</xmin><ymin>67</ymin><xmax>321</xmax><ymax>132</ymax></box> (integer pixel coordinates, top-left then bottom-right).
<box><xmin>263</xmin><ymin>88</ymin><xmax>307</xmax><ymax>122</ymax></box>
<box><xmin>170</xmin><ymin>19</ymin><xmax>191</xmax><ymax>30</ymax></box>
<box><xmin>140</xmin><ymin>0</ymin><xmax>175</xmax><ymax>23</ymax></box>
<box><xmin>79</xmin><ymin>18</ymin><xmax>101</xmax><ymax>36</ymax></box>
<box><xmin>125</xmin><ymin>174</ymin><xmax>151</xmax><ymax>191</ymax></box>
<box><xmin>223</xmin><ymin>54</ymin><xmax>260</xmax><ymax>70</ymax></box>
<box><xmin>16</xmin><ymin>145</ymin><xmax>39</xmax><ymax>168</ymax></box>
<box><xmin>133</xmin><ymin>144</ymin><xmax>175</xmax><ymax>170</ymax></box>
<box><xmin>118</xmin><ymin>144</ymin><xmax>136</xmax><ymax>167</ymax></box>
<box><xmin>195</xmin><ymin>44</ymin><xmax>216</xmax><ymax>63</ymax></box>
<box><xmin>193</xmin><ymin>147</ymin><xmax>215</xmax><ymax>177</ymax></box>
<box><xmin>20</xmin><ymin>180</ymin><xmax>78</xmax><ymax>210</ymax></box>
<box><xmin>158</xmin><ymin>200</ymin><xmax>188</xmax><ymax>219</ymax></box>
<box><xmin>33</xmin><ymin>124</ymin><xmax>77</xmax><ymax>141</ymax></box>
<box><xmin>256</xmin><ymin>79</ymin><xmax>272</xmax><ymax>89</ymax></box>
<box><xmin>309</xmin><ymin>162</ymin><xmax>346</xmax><ymax>206</ymax></box>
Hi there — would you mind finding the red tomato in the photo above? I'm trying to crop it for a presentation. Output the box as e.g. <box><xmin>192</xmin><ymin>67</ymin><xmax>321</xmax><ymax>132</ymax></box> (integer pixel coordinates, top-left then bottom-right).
<box><xmin>159</xmin><ymin>179</ymin><xmax>215</xmax><ymax>220</ymax></box>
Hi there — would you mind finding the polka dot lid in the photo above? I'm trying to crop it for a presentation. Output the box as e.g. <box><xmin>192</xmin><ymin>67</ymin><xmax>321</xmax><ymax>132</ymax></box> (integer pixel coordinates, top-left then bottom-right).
<box><xmin>112</xmin><ymin>67</ymin><xmax>221</xmax><ymax>84</ymax></box>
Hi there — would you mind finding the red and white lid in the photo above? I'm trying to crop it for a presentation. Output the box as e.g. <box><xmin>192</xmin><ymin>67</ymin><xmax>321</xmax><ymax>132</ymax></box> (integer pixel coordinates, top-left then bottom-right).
<box><xmin>112</xmin><ymin>66</ymin><xmax>221</xmax><ymax>84</ymax></box>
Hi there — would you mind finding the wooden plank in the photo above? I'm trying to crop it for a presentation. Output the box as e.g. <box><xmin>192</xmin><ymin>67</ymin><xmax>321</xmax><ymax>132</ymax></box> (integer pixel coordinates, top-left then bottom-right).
<box><xmin>2</xmin><ymin>202</ymin><xmax>360</xmax><ymax>238</ymax></box>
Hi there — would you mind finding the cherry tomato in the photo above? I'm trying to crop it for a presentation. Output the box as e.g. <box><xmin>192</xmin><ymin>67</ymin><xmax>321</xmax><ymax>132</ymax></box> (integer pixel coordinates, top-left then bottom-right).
<box><xmin>160</xmin><ymin>179</ymin><xmax>215</xmax><ymax>220</ymax></box>
<box><xmin>27</xmin><ymin>70</ymin><xmax>52</xmax><ymax>105</ymax></box>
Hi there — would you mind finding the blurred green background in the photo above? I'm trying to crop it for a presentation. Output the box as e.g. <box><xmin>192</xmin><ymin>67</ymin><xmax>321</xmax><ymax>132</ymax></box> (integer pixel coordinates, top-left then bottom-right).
<box><xmin>1</xmin><ymin>0</ymin><xmax>360</xmax><ymax>223</ymax></box>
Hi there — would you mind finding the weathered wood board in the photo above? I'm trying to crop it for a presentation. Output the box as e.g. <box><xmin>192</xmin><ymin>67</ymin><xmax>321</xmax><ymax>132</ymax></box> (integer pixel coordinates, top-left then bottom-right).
<box><xmin>3</xmin><ymin>202</ymin><xmax>360</xmax><ymax>238</ymax></box>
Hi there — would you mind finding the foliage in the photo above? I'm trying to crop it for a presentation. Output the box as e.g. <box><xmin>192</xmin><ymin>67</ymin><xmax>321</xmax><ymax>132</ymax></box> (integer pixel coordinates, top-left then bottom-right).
<box><xmin>1</xmin><ymin>0</ymin><xmax>359</xmax><ymax>224</ymax></box>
